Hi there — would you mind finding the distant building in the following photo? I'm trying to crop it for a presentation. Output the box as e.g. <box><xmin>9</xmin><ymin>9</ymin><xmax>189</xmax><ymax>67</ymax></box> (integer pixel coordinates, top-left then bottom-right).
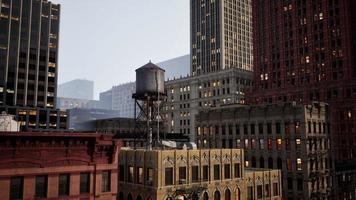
<box><xmin>67</xmin><ymin>108</ymin><xmax>120</xmax><ymax>131</ymax></box>
<box><xmin>99</xmin><ymin>89</ymin><xmax>113</xmax><ymax>110</ymax></box>
<box><xmin>112</xmin><ymin>82</ymin><xmax>137</xmax><ymax>118</ymax></box>
<box><xmin>119</xmin><ymin>148</ymin><xmax>282</xmax><ymax>200</ymax></box>
<box><xmin>196</xmin><ymin>102</ymin><xmax>332</xmax><ymax>199</ymax></box>
<box><xmin>57</xmin><ymin>97</ymin><xmax>105</xmax><ymax>110</ymax></box>
<box><xmin>157</xmin><ymin>54</ymin><xmax>190</xmax><ymax>80</ymax></box>
<box><xmin>58</xmin><ymin>79</ymin><xmax>94</xmax><ymax>100</ymax></box>
<box><xmin>0</xmin><ymin>0</ymin><xmax>67</xmax><ymax>131</ymax></box>
<box><xmin>0</xmin><ymin>131</ymin><xmax>120</xmax><ymax>200</ymax></box>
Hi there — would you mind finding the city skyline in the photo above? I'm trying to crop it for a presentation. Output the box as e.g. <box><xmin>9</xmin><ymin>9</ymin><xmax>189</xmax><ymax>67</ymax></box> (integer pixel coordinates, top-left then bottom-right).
<box><xmin>51</xmin><ymin>0</ymin><xmax>190</xmax><ymax>99</ymax></box>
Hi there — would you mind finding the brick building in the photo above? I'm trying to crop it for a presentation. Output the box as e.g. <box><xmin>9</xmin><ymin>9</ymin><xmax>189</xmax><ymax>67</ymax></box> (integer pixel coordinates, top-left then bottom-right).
<box><xmin>249</xmin><ymin>1</ymin><xmax>356</xmax><ymax>198</ymax></box>
<box><xmin>0</xmin><ymin>131</ymin><xmax>121</xmax><ymax>200</ymax></box>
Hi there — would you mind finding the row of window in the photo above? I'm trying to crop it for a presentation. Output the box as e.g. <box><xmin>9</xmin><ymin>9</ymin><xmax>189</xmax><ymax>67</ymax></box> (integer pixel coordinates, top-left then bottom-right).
<box><xmin>9</xmin><ymin>171</ymin><xmax>110</xmax><ymax>200</ymax></box>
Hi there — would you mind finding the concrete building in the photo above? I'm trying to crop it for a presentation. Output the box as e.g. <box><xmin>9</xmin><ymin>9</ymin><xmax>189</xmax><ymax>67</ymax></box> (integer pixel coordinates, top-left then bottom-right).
<box><xmin>118</xmin><ymin>148</ymin><xmax>282</xmax><ymax>200</ymax></box>
<box><xmin>57</xmin><ymin>97</ymin><xmax>105</xmax><ymax>110</ymax></box>
<box><xmin>190</xmin><ymin>0</ymin><xmax>253</xmax><ymax>76</ymax></box>
<box><xmin>248</xmin><ymin>1</ymin><xmax>356</xmax><ymax>198</ymax></box>
<box><xmin>195</xmin><ymin>102</ymin><xmax>332</xmax><ymax>200</ymax></box>
<box><xmin>0</xmin><ymin>131</ymin><xmax>121</xmax><ymax>200</ymax></box>
<box><xmin>58</xmin><ymin>79</ymin><xmax>94</xmax><ymax>100</ymax></box>
<box><xmin>100</xmin><ymin>89</ymin><xmax>113</xmax><ymax>110</ymax></box>
<box><xmin>0</xmin><ymin>112</ymin><xmax>19</xmax><ymax>132</ymax></box>
<box><xmin>0</xmin><ymin>0</ymin><xmax>67</xmax><ymax>130</ymax></box>
<box><xmin>163</xmin><ymin>68</ymin><xmax>253</xmax><ymax>141</ymax></box>
<box><xmin>111</xmin><ymin>82</ymin><xmax>137</xmax><ymax>118</ymax></box>
<box><xmin>157</xmin><ymin>54</ymin><xmax>190</xmax><ymax>80</ymax></box>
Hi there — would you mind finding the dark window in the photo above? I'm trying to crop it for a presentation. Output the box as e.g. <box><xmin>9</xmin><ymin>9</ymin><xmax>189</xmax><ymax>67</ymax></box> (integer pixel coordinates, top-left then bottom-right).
<box><xmin>58</xmin><ymin>174</ymin><xmax>70</xmax><ymax>196</ymax></box>
<box><xmin>102</xmin><ymin>171</ymin><xmax>111</xmax><ymax>192</ymax></box>
<box><xmin>224</xmin><ymin>164</ymin><xmax>230</xmax><ymax>179</ymax></box>
<box><xmin>243</xmin><ymin>124</ymin><xmax>248</xmax><ymax>135</ymax></box>
<box><xmin>297</xmin><ymin>179</ymin><xmax>303</xmax><ymax>191</ymax></box>
<box><xmin>258</xmin><ymin>123</ymin><xmax>263</xmax><ymax>134</ymax></box>
<box><xmin>247</xmin><ymin>186</ymin><xmax>254</xmax><ymax>200</ymax></box>
<box><xmin>273</xmin><ymin>183</ymin><xmax>279</xmax><ymax>196</ymax></box>
<box><xmin>234</xmin><ymin>163</ymin><xmax>241</xmax><ymax>178</ymax></box>
<box><xmin>203</xmin><ymin>165</ymin><xmax>209</xmax><ymax>181</ymax></box>
<box><xmin>119</xmin><ymin>165</ymin><xmax>125</xmax><ymax>181</ymax></box>
<box><xmin>276</xmin><ymin>122</ymin><xmax>281</xmax><ymax>134</ymax></box>
<box><xmin>10</xmin><ymin>177</ymin><xmax>23</xmax><ymax>200</ymax></box>
<box><xmin>250</xmin><ymin>124</ymin><xmax>255</xmax><ymax>135</ymax></box>
<box><xmin>35</xmin><ymin>175</ymin><xmax>48</xmax><ymax>198</ymax></box>
<box><xmin>287</xmin><ymin>177</ymin><xmax>293</xmax><ymax>190</ymax></box>
<box><xmin>179</xmin><ymin>167</ymin><xmax>187</xmax><ymax>184</ymax></box>
<box><xmin>165</xmin><ymin>167</ymin><xmax>173</xmax><ymax>186</ymax></box>
<box><xmin>80</xmin><ymin>173</ymin><xmax>90</xmax><ymax>194</ymax></box>
<box><xmin>265</xmin><ymin>184</ymin><xmax>270</xmax><ymax>197</ymax></box>
<box><xmin>267</xmin><ymin>123</ymin><xmax>272</xmax><ymax>134</ymax></box>
<box><xmin>146</xmin><ymin>168</ymin><xmax>153</xmax><ymax>185</ymax></box>
<box><xmin>214</xmin><ymin>165</ymin><xmax>220</xmax><ymax>180</ymax></box>
<box><xmin>235</xmin><ymin>124</ymin><xmax>240</xmax><ymax>135</ymax></box>
<box><xmin>192</xmin><ymin>166</ymin><xmax>199</xmax><ymax>182</ymax></box>
<box><xmin>257</xmin><ymin>185</ymin><xmax>263</xmax><ymax>198</ymax></box>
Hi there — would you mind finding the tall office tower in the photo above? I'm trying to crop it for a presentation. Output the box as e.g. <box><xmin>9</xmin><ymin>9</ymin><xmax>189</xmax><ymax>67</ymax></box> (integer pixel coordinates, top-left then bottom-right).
<box><xmin>0</xmin><ymin>0</ymin><xmax>67</xmax><ymax>130</ymax></box>
<box><xmin>190</xmin><ymin>0</ymin><xmax>253</xmax><ymax>76</ymax></box>
<box><xmin>58</xmin><ymin>79</ymin><xmax>94</xmax><ymax>100</ymax></box>
<box><xmin>249</xmin><ymin>1</ymin><xmax>356</xmax><ymax>199</ymax></box>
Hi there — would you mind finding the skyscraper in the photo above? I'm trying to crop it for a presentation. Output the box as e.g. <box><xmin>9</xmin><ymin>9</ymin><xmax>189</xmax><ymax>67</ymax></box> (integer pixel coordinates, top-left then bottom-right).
<box><xmin>249</xmin><ymin>0</ymin><xmax>356</xmax><ymax>199</ymax></box>
<box><xmin>58</xmin><ymin>79</ymin><xmax>94</xmax><ymax>100</ymax></box>
<box><xmin>0</xmin><ymin>0</ymin><xmax>66</xmax><ymax>130</ymax></box>
<box><xmin>190</xmin><ymin>0</ymin><xmax>253</xmax><ymax>76</ymax></box>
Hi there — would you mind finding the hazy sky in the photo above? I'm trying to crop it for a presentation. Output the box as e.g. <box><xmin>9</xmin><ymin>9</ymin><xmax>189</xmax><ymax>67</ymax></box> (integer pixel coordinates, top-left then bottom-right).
<box><xmin>52</xmin><ymin>0</ymin><xmax>190</xmax><ymax>99</ymax></box>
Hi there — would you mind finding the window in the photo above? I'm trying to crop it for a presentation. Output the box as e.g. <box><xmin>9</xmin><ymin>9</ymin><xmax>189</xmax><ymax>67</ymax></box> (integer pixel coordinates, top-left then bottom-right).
<box><xmin>267</xmin><ymin>139</ymin><xmax>273</xmax><ymax>150</ymax></box>
<box><xmin>179</xmin><ymin>167</ymin><xmax>187</xmax><ymax>184</ymax></box>
<box><xmin>244</xmin><ymin>139</ymin><xmax>249</xmax><ymax>149</ymax></box>
<box><xmin>58</xmin><ymin>174</ymin><xmax>70</xmax><ymax>196</ymax></box>
<box><xmin>251</xmin><ymin>139</ymin><xmax>256</xmax><ymax>149</ymax></box>
<box><xmin>296</xmin><ymin>139</ymin><xmax>301</xmax><ymax>150</ymax></box>
<box><xmin>119</xmin><ymin>165</ymin><xmax>125</xmax><ymax>181</ymax></box>
<box><xmin>267</xmin><ymin>123</ymin><xmax>272</xmax><ymax>134</ymax></box>
<box><xmin>35</xmin><ymin>175</ymin><xmax>48</xmax><ymax>198</ymax></box>
<box><xmin>265</xmin><ymin>184</ymin><xmax>270</xmax><ymax>197</ymax></box>
<box><xmin>224</xmin><ymin>164</ymin><xmax>230</xmax><ymax>179</ymax></box>
<box><xmin>258</xmin><ymin>123</ymin><xmax>263</xmax><ymax>134</ymax></box>
<box><xmin>247</xmin><ymin>186</ymin><xmax>254</xmax><ymax>200</ymax></box>
<box><xmin>276</xmin><ymin>139</ymin><xmax>282</xmax><ymax>150</ymax></box>
<box><xmin>80</xmin><ymin>173</ymin><xmax>90</xmax><ymax>194</ymax></box>
<box><xmin>236</xmin><ymin>139</ymin><xmax>241</xmax><ymax>148</ymax></box>
<box><xmin>10</xmin><ymin>177</ymin><xmax>23</xmax><ymax>200</ymax></box>
<box><xmin>165</xmin><ymin>167</ymin><xmax>173</xmax><ymax>186</ymax></box>
<box><xmin>287</xmin><ymin>177</ymin><xmax>293</xmax><ymax>190</ymax></box>
<box><xmin>287</xmin><ymin>158</ymin><xmax>292</xmax><ymax>171</ymax></box>
<box><xmin>214</xmin><ymin>165</ymin><xmax>220</xmax><ymax>180</ymax></box>
<box><xmin>259</xmin><ymin>139</ymin><xmax>264</xmax><ymax>150</ymax></box>
<box><xmin>297</xmin><ymin>158</ymin><xmax>302</xmax><ymax>170</ymax></box>
<box><xmin>285</xmin><ymin>139</ymin><xmax>291</xmax><ymax>150</ymax></box>
<box><xmin>236</xmin><ymin>124</ymin><xmax>240</xmax><ymax>135</ymax></box>
<box><xmin>257</xmin><ymin>185</ymin><xmax>263</xmax><ymax>198</ymax></box>
<box><xmin>273</xmin><ymin>183</ymin><xmax>279</xmax><ymax>196</ymax></box>
<box><xmin>297</xmin><ymin>179</ymin><xmax>303</xmax><ymax>191</ymax></box>
<box><xmin>243</xmin><ymin>124</ymin><xmax>248</xmax><ymax>134</ymax></box>
<box><xmin>102</xmin><ymin>171</ymin><xmax>111</xmax><ymax>192</ymax></box>
<box><xmin>137</xmin><ymin>168</ymin><xmax>144</xmax><ymax>184</ymax></box>
<box><xmin>203</xmin><ymin>165</ymin><xmax>209</xmax><ymax>181</ymax></box>
<box><xmin>192</xmin><ymin>166</ymin><xmax>199</xmax><ymax>182</ymax></box>
<box><xmin>146</xmin><ymin>168</ymin><xmax>153</xmax><ymax>185</ymax></box>
<box><xmin>276</xmin><ymin>122</ymin><xmax>281</xmax><ymax>134</ymax></box>
<box><xmin>250</xmin><ymin>124</ymin><xmax>255</xmax><ymax>135</ymax></box>
<box><xmin>128</xmin><ymin>166</ymin><xmax>134</xmax><ymax>182</ymax></box>
<box><xmin>234</xmin><ymin>163</ymin><xmax>241</xmax><ymax>178</ymax></box>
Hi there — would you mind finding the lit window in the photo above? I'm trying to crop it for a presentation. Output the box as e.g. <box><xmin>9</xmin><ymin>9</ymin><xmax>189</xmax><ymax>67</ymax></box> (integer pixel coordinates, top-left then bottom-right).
<box><xmin>277</xmin><ymin>139</ymin><xmax>282</xmax><ymax>150</ymax></box>
<box><xmin>305</xmin><ymin>56</ymin><xmax>310</xmax><ymax>63</ymax></box>
<box><xmin>297</xmin><ymin>158</ymin><xmax>302</xmax><ymax>170</ymax></box>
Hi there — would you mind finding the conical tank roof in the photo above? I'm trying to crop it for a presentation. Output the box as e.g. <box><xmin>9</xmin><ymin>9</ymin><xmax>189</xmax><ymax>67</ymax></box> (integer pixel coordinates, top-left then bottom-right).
<box><xmin>136</xmin><ymin>61</ymin><xmax>165</xmax><ymax>72</ymax></box>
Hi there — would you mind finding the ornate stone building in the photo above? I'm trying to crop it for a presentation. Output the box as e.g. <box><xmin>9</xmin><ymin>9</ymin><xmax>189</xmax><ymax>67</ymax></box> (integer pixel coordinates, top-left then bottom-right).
<box><xmin>118</xmin><ymin>148</ymin><xmax>282</xmax><ymax>200</ymax></box>
<box><xmin>0</xmin><ymin>131</ymin><xmax>121</xmax><ymax>200</ymax></box>
<box><xmin>195</xmin><ymin>102</ymin><xmax>332</xmax><ymax>200</ymax></box>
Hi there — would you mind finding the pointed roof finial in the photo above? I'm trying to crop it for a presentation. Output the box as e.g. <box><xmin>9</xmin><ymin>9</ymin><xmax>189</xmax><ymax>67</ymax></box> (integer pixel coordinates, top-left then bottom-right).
<box><xmin>149</xmin><ymin>60</ymin><xmax>152</xmax><ymax>63</ymax></box>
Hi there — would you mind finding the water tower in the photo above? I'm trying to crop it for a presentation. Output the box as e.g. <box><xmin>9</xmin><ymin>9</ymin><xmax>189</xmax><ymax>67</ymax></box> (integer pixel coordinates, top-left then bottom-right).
<box><xmin>132</xmin><ymin>61</ymin><xmax>166</xmax><ymax>149</ymax></box>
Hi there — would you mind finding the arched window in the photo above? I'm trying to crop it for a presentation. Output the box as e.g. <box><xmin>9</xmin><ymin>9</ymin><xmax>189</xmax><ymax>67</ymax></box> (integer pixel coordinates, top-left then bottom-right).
<box><xmin>268</xmin><ymin>157</ymin><xmax>273</xmax><ymax>169</ymax></box>
<box><xmin>235</xmin><ymin>188</ymin><xmax>241</xmax><ymax>200</ymax></box>
<box><xmin>260</xmin><ymin>157</ymin><xmax>265</xmax><ymax>168</ymax></box>
<box><xmin>136</xmin><ymin>195</ymin><xmax>143</xmax><ymax>200</ymax></box>
<box><xmin>128</xmin><ymin>193</ymin><xmax>133</xmax><ymax>200</ymax></box>
<box><xmin>277</xmin><ymin>157</ymin><xmax>283</xmax><ymax>169</ymax></box>
<box><xmin>251</xmin><ymin>156</ymin><xmax>256</xmax><ymax>168</ymax></box>
<box><xmin>214</xmin><ymin>190</ymin><xmax>221</xmax><ymax>200</ymax></box>
<box><xmin>225</xmin><ymin>188</ymin><xmax>231</xmax><ymax>200</ymax></box>
<box><xmin>118</xmin><ymin>192</ymin><xmax>124</xmax><ymax>200</ymax></box>
<box><xmin>203</xmin><ymin>192</ymin><xmax>209</xmax><ymax>200</ymax></box>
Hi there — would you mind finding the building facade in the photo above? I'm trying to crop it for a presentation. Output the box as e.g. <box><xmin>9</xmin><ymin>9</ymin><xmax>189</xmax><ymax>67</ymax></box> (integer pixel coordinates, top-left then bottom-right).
<box><xmin>0</xmin><ymin>131</ymin><xmax>121</xmax><ymax>200</ymax></box>
<box><xmin>249</xmin><ymin>1</ymin><xmax>356</xmax><ymax>198</ymax></box>
<box><xmin>0</xmin><ymin>0</ymin><xmax>67</xmax><ymax>130</ymax></box>
<box><xmin>118</xmin><ymin>148</ymin><xmax>282</xmax><ymax>200</ymax></box>
<box><xmin>58</xmin><ymin>79</ymin><xmax>94</xmax><ymax>100</ymax></box>
<box><xmin>190</xmin><ymin>0</ymin><xmax>253</xmax><ymax>76</ymax></box>
<box><xmin>157</xmin><ymin>54</ymin><xmax>190</xmax><ymax>80</ymax></box>
<box><xmin>195</xmin><ymin>102</ymin><xmax>332</xmax><ymax>200</ymax></box>
<box><xmin>163</xmin><ymin>68</ymin><xmax>253</xmax><ymax>141</ymax></box>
